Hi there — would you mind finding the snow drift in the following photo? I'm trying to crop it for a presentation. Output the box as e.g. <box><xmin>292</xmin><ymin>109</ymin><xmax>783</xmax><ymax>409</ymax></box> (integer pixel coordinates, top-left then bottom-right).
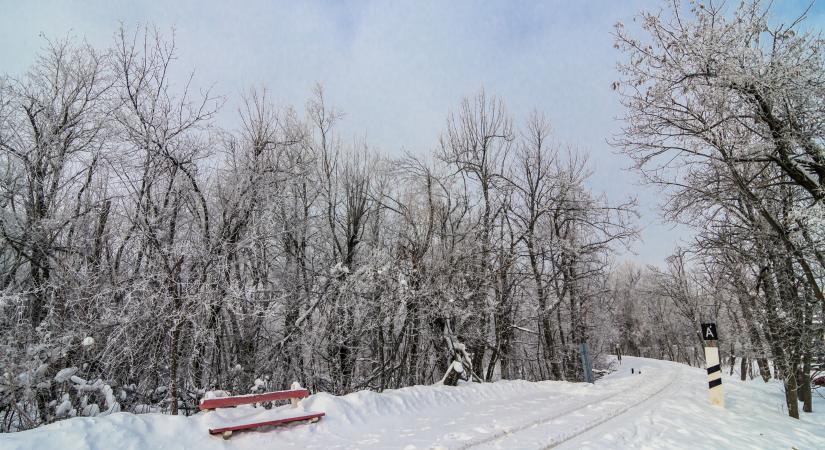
<box><xmin>1</xmin><ymin>357</ymin><xmax>824</xmax><ymax>449</ymax></box>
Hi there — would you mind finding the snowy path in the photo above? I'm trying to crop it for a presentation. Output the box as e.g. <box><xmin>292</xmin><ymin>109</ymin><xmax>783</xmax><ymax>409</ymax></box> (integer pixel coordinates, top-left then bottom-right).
<box><xmin>3</xmin><ymin>357</ymin><xmax>825</xmax><ymax>449</ymax></box>
<box><xmin>465</xmin><ymin>363</ymin><xmax>681</xmax><ymax>449</ymax></box>
<box><xmin>299</xmin><ymin>361</ymin><xmax>673</xmax><ymax>449</ymax></box>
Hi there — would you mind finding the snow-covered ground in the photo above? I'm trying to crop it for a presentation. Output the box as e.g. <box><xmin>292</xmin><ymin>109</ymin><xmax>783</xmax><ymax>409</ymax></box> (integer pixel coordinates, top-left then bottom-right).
<box><xmin>2</xmin><ymin>357</ymin><xmax>824</xmax><ymax>449</ymax></box>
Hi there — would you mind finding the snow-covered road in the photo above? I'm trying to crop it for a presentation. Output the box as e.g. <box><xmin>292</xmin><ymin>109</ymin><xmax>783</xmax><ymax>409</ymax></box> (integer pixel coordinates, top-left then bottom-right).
<box><xmin>2</xmin><ymin>357</ymin><xmax>824</xmax><ymax>449</ymax></box>
<box><xmin>462</xmin><ymin>362</ymin><xmax>680</xmax><ymax>449</ymax></box>
<box><xmin>298</xmin><ymin>361</ymin><xmax>677</xmax><ymax>450</ymax></box>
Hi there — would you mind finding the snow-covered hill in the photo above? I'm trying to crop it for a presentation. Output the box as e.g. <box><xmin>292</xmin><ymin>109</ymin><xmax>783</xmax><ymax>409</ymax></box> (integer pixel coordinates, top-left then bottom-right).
<box><xmin>2</xmin><ymin>357</ymin><xmax>823</xmax><ymax>449</ymax></box>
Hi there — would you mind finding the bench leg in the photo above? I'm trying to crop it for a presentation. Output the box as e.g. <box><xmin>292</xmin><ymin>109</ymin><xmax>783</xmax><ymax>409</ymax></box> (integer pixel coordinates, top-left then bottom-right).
<box><xmin>222</xmin><ymin>431</ymin><xmax>233</xmax><ymax>440</ymax></box>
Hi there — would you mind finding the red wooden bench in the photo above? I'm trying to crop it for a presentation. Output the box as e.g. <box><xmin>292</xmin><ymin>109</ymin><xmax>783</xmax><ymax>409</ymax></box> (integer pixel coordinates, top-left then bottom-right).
<box><xmin>200</xmin><ymin>389</ymin><xmax>310</xmax><ymax>410</ymax></box>
<box><xmin>201</xmin><ymin>385</ymin><xmax>325</xmax><ymax>439</ymax></box>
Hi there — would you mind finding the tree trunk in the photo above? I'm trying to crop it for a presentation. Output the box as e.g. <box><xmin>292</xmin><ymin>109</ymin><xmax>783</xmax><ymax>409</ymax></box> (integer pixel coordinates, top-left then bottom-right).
<box><xmin>785</xmin><ymin>370</ymin><xmax>800</xmax><ymax>419</ymax></box>
<box><xmin>757</xmin><ymin>358</ymin><xmax>771</xmax><ymax>382</ymax></box>
<box><xmin>170</xmin><ymin>324</ymin><xmax>180</xmax><ymax>415</ymax></box>
<box><xmin>443</xmin><ymin>362</ymin><xmax>463</xmax><ymax>386</ymax></box>
<box><xmin>740</xmin><ymin>356</ymin><xmax>748</xmax><ymax>382</ymax></box>
<box><xmin>801</xmin><ymin>350</ymin><xmax>813</xmax><ymax>413</ymax></box>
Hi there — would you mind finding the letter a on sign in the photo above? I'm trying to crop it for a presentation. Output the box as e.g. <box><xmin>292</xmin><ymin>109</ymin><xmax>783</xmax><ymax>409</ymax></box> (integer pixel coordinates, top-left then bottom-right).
<box><xmin>701</xmin><ymin>323</ymin><xmax>717</xmax><ymax>341</ymax></box>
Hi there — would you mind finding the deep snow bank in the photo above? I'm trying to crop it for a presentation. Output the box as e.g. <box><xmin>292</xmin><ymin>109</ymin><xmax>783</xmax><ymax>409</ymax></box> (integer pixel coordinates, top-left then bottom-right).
<box><xmin>1</xmin><ymin>357</ymin><xmax>823</xmax><ymax>449</ymax></box>
<box><xmin>0</xmin><ymin>375</ymin><xmax>590</xmax><ymax>450</ymax></box>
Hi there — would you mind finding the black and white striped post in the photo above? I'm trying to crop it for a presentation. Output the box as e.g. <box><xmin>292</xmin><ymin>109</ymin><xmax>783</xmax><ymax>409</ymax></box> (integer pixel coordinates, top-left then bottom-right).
<box><xmin>702</xmin><ymin>322</ymin><xmax>725</xmax><ymax>408</ymax></box>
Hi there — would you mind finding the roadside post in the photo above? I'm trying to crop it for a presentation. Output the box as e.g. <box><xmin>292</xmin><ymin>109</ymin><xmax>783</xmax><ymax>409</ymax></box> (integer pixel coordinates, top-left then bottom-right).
<box><xmin>701</xmin><ymin>321</ymin><xmax>725</xmax><ymax>408</ymax></box>
<box><xmin>580</xmin><ymin>342</ymin><xmax>594</xmax><ymax>383</ymax></box>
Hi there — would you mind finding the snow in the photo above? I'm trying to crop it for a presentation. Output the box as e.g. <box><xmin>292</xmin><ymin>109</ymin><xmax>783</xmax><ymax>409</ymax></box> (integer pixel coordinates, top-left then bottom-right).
<box><xmin>200</xmin><ymin>390</ymin><xmax>231</xmax><ymax>402</ymax></box>
<box><xmin>251</xmin><ymin>378</ymin><xmax>266</xmax><ymax>392</ymax></box>
<box><xmin>34</xmin><ymin>364</ymin><xmax>49</xmax><ymax>378</ymax></box>
<box><xmin>131</xmin><ymin>404</ymin><xmax>156</xmax><ymax>414</ymax></box>
<box><xmin>15</xmin><ymin>372</ymin><xmax>29</xmax><ymax>385</ymax></box>
<box><xmin>81</xmin><ymin>337</ymin><xmax>94</xmax><ymax>347</ymax></box>
<box><xmin>2</xmin><ymin>357</ymin><xmax>824</xmax><ymax>449</ymax></box>
<box><xmin>450</xmin><ymin>361</ymin><xmax>464</xmax><ymax>374</ymax></box>
<box><xmin>54</xmin><ymin>367</ymin><xmax>77</xmax><ymax>383</ymax></box>
<box><xmin>55</xmin><ymin>394</ymin><xmax>75</xmax><ymax>418</ymax></box>
<box><xmin>81</xmin><ymin>403</ymin><xmax>100</xmax><ymax>417</ymax></box>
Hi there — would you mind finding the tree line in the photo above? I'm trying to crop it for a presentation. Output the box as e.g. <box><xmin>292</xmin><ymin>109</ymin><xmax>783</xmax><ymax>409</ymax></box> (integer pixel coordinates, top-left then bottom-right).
<box><xmin>0</xmin><ymin>27</ymin><xmax>635</xmax><ymax>430</ymax></box>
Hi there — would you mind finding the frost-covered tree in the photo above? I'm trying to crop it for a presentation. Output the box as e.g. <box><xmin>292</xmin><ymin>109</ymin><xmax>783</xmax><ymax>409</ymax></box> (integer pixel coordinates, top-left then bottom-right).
<box><xmin>614</xmin><ymin>0</ymin><xmax>825</xmax><ymax>418</ymax></box>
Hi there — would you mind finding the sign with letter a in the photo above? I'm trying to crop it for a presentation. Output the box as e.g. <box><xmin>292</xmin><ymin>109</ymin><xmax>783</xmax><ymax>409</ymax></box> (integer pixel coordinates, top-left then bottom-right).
<box><xmin>701</xmin><ymin>323</ymin><xmax>717</xmax><ymax>341</ymax></box>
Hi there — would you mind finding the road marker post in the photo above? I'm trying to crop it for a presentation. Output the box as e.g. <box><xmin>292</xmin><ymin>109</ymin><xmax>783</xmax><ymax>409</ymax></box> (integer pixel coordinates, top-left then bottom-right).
<box><xmin>702</xmin><ymin>322</ymin><xmax>725</xmax><ymax>408</ymax></box>
<box><xmin>580</xmin><ymin>342</ymin><xmax>594</xmax><ymax>383</ymax></box>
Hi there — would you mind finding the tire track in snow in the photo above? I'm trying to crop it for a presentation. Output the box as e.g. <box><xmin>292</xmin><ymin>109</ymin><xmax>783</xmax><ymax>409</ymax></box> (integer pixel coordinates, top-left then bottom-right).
<box><xmin>540</xmin><ymin>368</ymin><xmax>680</xmax><ymax>449</ymax></box>
<box><xmin>456</xmin><ymin>372</ymin><xmax>677</xmax><ymax>450</ymax></box>
<box><xmin>456</xmin><ymin>370</ymin><xmax>668</xmax><ymax>450</ymax></box>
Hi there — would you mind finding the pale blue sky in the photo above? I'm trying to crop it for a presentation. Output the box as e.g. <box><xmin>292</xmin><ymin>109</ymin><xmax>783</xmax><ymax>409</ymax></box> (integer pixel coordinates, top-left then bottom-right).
<box><xmin>1</xmin><ymin>0</ymin><xmax>823</xmax><ymax>266</ymax></box>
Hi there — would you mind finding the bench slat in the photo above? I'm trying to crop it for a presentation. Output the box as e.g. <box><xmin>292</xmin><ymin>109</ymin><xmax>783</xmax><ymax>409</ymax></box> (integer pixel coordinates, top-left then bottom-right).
<box><xmin>200</xmin><ymin>389</ymin><xmax>309</xmax><ymax>410</ymax></box>
<box><xmin>208</xmin><ymin>411</ymin><xmax>325</xmax><ymax>434</ymax></box>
